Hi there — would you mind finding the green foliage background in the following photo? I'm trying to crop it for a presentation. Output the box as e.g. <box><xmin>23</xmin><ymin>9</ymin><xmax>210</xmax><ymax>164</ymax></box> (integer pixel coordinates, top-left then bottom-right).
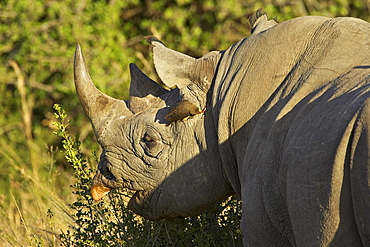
<box><xmin>1</xmin><ymin>0</ymin><xmax>369</xmax><ymax>246</ymax></box>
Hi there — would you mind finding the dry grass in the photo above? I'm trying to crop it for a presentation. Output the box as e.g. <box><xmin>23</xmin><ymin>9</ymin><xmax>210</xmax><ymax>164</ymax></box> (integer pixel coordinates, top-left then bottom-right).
<box><xmin>0</xmin><ymin>61</ymin><xmax>75</xmax><ymax>246</ymax></box>
<box><xmin>0</xmin><ymin>146</ymin><xmax>75</xmax><ymax>246</ymax></box>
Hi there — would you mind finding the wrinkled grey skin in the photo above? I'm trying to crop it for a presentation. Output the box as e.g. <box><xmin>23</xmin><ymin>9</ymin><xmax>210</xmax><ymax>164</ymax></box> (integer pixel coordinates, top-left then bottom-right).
<box><xmin>75</xmin><ymin>12</ymin><xmax>370</xmax><ymax>246</ymax></box>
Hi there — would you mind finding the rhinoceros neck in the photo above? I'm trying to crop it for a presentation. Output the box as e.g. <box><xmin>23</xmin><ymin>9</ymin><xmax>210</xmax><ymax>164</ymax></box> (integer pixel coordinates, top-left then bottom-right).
<box><xmin>211</xmin><ymin>36</ymin><xmax>285</xmax><ymax>195</ymax></box>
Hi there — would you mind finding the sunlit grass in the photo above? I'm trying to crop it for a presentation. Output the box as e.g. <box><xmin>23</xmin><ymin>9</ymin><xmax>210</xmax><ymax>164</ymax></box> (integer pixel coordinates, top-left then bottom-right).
<box><xmin>0</xmin><ymin>140</ymin><xmax>74</xmax><ymax>246</ymax></box>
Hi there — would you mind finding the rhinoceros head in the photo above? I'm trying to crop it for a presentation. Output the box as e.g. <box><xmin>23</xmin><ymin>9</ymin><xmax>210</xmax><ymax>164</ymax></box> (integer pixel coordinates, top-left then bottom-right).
<box><xmin>74</xmin><ymin>40</ymin><xmax>232</xmax><ymax>220</ymax></box>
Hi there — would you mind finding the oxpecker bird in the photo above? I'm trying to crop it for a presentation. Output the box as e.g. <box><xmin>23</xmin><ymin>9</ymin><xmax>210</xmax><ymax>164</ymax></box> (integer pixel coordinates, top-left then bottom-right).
<box><xmin>165</xmin><ymin>100</ymin><xmax>204</xmax><ymax>123</ymax></box>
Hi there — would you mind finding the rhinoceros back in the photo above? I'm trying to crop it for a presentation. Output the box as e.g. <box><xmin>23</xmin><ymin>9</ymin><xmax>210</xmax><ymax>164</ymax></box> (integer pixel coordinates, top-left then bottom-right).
<box><xmin>210</xmin><ymin>16</ymin><xmax>370</xmax><ymax>245</ymax></box>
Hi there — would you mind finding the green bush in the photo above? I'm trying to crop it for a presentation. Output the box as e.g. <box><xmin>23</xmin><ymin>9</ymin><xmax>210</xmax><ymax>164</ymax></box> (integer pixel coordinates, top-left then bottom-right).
<box><xmin>1</xmin><ymin>0</ymin><xmax>369</xmax><ymax>246</ymax></box>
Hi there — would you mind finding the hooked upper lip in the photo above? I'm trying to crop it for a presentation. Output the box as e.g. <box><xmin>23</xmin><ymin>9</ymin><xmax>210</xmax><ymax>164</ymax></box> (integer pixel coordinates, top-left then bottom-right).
<box><xmin>91</xmin><ymin>184</ymin><xmax>111</xmax><ymax>201</ymax></box>
<box><xmin>90</xmin><ymin>165</ymin><xmax>120</xmax><ymax>201</ymax></box>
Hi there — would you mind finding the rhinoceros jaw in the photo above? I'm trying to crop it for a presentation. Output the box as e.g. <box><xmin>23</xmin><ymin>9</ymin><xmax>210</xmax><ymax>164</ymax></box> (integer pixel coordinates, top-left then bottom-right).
<box><xmin>91</xmin><ymin>184</ymin><xmax>111</xmax><ymax>201</ymax></box>
<box><xmin>127</xmin><ymin>190</ymin><xmax>149</xmax><ymax>215</ymax></box>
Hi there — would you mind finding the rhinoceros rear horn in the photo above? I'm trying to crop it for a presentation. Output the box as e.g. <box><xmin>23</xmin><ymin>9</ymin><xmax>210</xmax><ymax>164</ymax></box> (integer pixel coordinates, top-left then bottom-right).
<box><xmin>74</xmin><ymin>44</ymin><xmax>133</xmax><ymax>136</ymax></box>
<box><xmin>129</xmin><ymin>63</ymin><xmax>168</xmax><ymax>113</ymax></box>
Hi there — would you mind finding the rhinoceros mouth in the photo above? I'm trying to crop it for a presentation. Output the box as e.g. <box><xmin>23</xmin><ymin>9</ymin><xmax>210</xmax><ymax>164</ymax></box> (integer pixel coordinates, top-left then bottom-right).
<box><xmin>91</xmin><ymin>169</ymin><xmax>152</xmax><ymax>203</ymax></box>
<box><xmin>91</xmin><ymin>183</ymin><xmax>149</xmax><ymax>202</ymax></box>
<box><xmin>91</xmin><ymin>179</ymin><xmax>162</xmax><ymax>220</ymax></box>
<box><xmin>91</xmin><ymin>186</ymin><xmax>153</xmax><ymax>215</ymax></box>
<box><xmin>91</xmin><ymin>165</ymin><xmax>124</xmax><ymax>201</ymax></box>
<box><xmin>91</xmin><ymin>160</ymin><xmax>156</xmax><ymax>206</ymax></box>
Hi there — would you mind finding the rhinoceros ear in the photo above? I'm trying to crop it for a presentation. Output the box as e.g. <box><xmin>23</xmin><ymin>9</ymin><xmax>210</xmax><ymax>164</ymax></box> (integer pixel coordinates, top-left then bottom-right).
<box><xmin>248</xmin><ymin>8</ymin><xmax>277</xmax><ymax>34</ymax></box>
<box><xmin>146</xmin><ymin>36</ymin><xmax>222</xmax><ymax>93</ymax></box>
<box><xmin>129</xmin><ymin>63</ymin><xmax>168</xmax><ymax>113</ymax></box>
<box><xmin>145</xmin><ymin>36</ymin><xmax>195</xmax><ymax>89</ymax></box>
<box><xmin>74</xmin><ymin>44</ymin><xmax>133</xmax><ymax>136</ymax></box>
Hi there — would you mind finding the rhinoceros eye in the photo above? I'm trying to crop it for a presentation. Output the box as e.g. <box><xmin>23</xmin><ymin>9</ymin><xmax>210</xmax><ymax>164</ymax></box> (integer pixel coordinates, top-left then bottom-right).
<box><xmin>143</xmin><ymin>133</ymin><xmax>157</xmax><ymax>149</ymax></box>
<box><xmin>140</xmin><ymin>128</ymin><xmax>164</xmax><ymax>158</ymax></box>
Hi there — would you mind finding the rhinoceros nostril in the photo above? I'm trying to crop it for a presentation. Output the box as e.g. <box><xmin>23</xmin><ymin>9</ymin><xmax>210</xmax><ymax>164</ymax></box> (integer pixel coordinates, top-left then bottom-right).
<box><xmin>99</xmin><ymin>157</ymin><xmax>117</xmax><ymax>181</ymax></box>
<box><xmin>102</xmin><ymin>167</ymin><xmax>116</xmax><ymax>181</ymax></box>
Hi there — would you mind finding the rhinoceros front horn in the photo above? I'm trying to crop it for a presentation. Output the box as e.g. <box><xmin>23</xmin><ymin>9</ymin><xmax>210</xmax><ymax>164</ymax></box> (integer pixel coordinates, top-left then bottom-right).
<box><xmin>74</xmin><ymin>44</ymin><xmax>133</xmax><ymax>136</ymax></box>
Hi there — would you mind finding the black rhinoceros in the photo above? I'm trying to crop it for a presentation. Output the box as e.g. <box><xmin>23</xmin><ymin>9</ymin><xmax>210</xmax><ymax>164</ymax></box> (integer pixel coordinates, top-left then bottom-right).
<box><xmin>74</xmin><ymin>10</ymin><xmax>370</xmax><ymax>246</ymax></box>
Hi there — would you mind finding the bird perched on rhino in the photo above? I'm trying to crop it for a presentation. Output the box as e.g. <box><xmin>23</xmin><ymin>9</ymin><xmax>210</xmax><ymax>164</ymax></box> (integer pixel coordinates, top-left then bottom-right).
<box><xmin>165</xmin><ymin>100</ymin><xmax>205</xmax><ymax>124</ymax></box>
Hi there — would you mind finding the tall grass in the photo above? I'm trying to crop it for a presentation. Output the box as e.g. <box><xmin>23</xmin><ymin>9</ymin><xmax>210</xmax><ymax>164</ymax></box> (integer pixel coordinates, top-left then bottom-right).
<box><xmin>0</xmin><ymin>63</ymin><xmax>74</xmax><ymax>246</ymax></box>
<box><xmin>0</xmin><ymin>137</ymin><xmax>73</xmax><ymax>246</ymax></box>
